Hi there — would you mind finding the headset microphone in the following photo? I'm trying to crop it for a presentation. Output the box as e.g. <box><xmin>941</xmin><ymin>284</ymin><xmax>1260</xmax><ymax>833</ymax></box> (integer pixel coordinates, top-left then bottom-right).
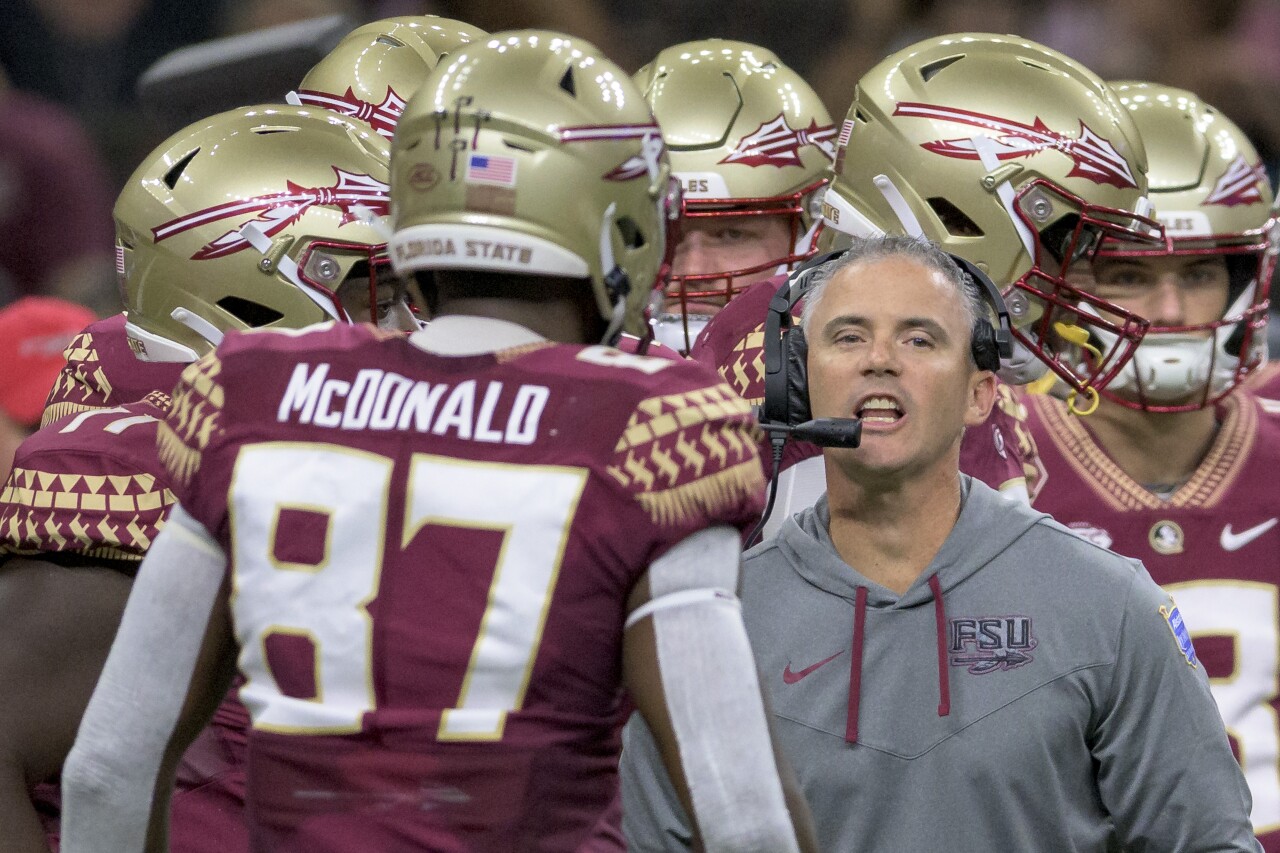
<box><xmin>758</xmin><ymin>417</ymin><xmax>863</xmax><ymax>449</ymax></box>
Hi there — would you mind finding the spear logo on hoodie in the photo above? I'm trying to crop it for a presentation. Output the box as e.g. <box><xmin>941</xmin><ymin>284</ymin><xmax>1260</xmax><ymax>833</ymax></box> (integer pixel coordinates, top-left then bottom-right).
<box><xmin>949</xmin><ymin>616</ymin><xmax>1037</xmax><ymax>674</ymax></box>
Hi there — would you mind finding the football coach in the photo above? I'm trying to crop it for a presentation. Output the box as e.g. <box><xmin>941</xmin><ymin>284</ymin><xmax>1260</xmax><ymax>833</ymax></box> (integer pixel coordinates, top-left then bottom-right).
<box><xmin>620</xmin><ymin>235</ymin><xmax>1258</xmax><ymax>852</ymax></box>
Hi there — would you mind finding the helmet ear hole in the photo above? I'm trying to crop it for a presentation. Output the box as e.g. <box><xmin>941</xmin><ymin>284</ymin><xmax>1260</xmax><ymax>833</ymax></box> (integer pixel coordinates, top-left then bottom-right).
<box><xmin>216</xmin><ymin>296</ymin><xmax>285</xmax><ymax>327</ymax></box>
<box><xmin>927</xmin><ymin>197</ymin><xmax>984</xmax><ymax>237</ymax></box>
<box><xmin>617</xmin><ymin>216</ymin><xmax>646</xmax><ymax>250</ymax></box>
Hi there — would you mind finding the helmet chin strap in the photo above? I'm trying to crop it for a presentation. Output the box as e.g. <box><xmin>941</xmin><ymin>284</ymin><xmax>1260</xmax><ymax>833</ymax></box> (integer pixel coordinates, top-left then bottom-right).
<box><xmin>997</xmin><ymin>337</ymin><xmax>1051</xmax><ymax>386</ymax></box>
<box><xmin>793</xmin><ymin>218</ymin><xmax>822</xmax><ymax>258</ymax></box>
<box><xmin>598</xmin><ymin>202</ymin><xmax>629</xmax><ymax>346</ymax></box>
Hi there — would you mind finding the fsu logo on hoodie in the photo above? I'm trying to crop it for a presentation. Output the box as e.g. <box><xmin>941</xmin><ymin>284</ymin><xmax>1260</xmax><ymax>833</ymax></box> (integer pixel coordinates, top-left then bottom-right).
<box><xmin>949</xmin><ymin>616</ymin><xmax>1037</xmax><ymax>674</ymax></box>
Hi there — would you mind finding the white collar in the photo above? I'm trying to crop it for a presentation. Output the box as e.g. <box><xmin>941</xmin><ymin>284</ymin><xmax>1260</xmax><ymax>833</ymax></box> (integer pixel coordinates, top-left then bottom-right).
<box><xmin>408</xmin><ymin>315</ymin><xmax>546</xmax><ymax>356</ymax></box>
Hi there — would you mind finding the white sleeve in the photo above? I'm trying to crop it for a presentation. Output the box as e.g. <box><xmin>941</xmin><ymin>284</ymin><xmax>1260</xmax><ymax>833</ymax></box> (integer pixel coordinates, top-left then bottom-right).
<box><xmin>627</xmin><ymin>526</ymin><xmax>799</xmax><ymax>853</ymax></box>
<box><xmin>60</xmin><ymin>505</ymin><xmax>229</xmax><ymax>853</ymax></box>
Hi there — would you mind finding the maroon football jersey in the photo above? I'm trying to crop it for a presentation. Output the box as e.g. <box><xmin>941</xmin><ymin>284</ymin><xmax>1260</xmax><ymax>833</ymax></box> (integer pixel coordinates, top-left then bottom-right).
<box><xmin>41</xmin><ymin>313</ymin><xmax>185</xmax><ymax>427</ymax></box>
<box><xmin>158</xmin><ymin>323</ymin><xmax>765</xmax><ymax>851</ymax></box>
<box><xmin>1243</xmin><ymin>361</ymin><xmax>1280</xmax><ymax>399</ymax></box>
<box><xmin>0</xmin><ymin>399</ymin><xmax>250</xmax><ymax>852</ymax></box>
<box><xmin>1027</xmin><ymin>391</ymin><xmax>1280</xmax><ymax>848</ymax></box>
<box><xmin>689</xmin><ymin>274</ymin><xmax>1042</xmax><ymax>498</ymax></box>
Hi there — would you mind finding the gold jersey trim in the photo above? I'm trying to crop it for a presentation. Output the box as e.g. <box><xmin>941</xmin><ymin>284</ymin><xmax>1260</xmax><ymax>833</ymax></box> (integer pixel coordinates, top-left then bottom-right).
<box><xmin>632</xmin><ymin>458</ymin><xmax>765</xmax><ymax>527</ymax></box>
<box><xmin>1030</xmin><ymin>393</ymin><xmax>1255</xmax><ymax>511</ymax></box>
<box><xmin>160</xmin><ymin>356</ymin><xmax>225</xmax><ymax>488</ymax></box>
<box><xmin>40</xmin><ymin>400</ymin><xmax>101</xmax><ymax>428</ymax></box>
<box><xmin>494</xmin><ymin>341</ymin><xmax>556</xmax><ymax>364</ymax></box>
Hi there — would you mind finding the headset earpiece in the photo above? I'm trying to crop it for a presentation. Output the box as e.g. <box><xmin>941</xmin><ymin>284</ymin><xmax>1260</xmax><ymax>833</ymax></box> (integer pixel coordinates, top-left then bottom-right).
<box><xmin>947</xmin><ymin>254</ymin><xmax>1013</xmax><ymax>371</ymax></box>
<box><xmin>784</xmin><ymin>325</ymin><xmax>812</xmax><ymax>424</ymax></box>
<box><xmin>762</xmin><ymin>249</ymin><xmax>848</xmax><ymax>429</ymax></box>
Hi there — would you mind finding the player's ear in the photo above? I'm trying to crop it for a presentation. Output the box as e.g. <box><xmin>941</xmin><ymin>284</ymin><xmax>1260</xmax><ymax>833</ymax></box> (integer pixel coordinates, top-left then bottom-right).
<box><xmin>965</xmin><ymin>368</ymin><xmax>998</xmax><ymax>428</ymax></box>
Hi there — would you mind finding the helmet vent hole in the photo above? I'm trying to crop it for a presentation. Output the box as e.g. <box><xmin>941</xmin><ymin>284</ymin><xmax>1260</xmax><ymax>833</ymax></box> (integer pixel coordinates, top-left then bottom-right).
<box><xmin>927</xmin><ymin>197</ymin><xmax>984</xmax><ymax>237</ymax></box>
<box><xmin>503</xmin><ymin>139</ymin><xmax>536</xmax><ymax>152</ymax></box>
<box><xmin>251</xmin><ymin>126</ymin><xmax>300</xmax><ymax>135</ymax></box>
<box><xmin>854</xmin><ymin>108</ymin><xmax>870</xmax><ymax>124</ymax></box>
<box><xmin>163</xmin><ymin>148</ymin><xmax>200</xmax><ymax>190</ymax></box>
<box><xmin>920</xmin><ymin>55</ymin><xmax>963</xmax><ymax>82</ymax></box>
<box><xmin>1017</xmin><ymin>58</ymin><xmax>1053</xmax><ymax>73</ymax></box>
<box><xmin>217</xmin><ymin>296</ymin><xmax>284</xmax><ymax>328</ymax></box>
<box><xmin>559</xmin><ymin>67</ymin><xmax>577</xmax><ymax>97</ymax></box>
<box><xmin>616</xmin><ymin>216</ymin><xmax>646</xmax><ymax>250</ymax></box>
<box><xmin>375</xmin><ymin>35</ymin><xmax>404</xmax><ymax>48</ymax></box>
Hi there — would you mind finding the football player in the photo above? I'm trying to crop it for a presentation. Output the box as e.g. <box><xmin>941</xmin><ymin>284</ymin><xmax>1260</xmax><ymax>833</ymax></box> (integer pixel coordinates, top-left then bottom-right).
<box><xmin>686</xmin><ymin>33</ymin><xmax>1155</xmax><ymax>536</ymax></box>
<box><xmin>40</xmin><ymin>15</ymin><xmax>484</xmax><ymax>428</ymax></box>
<box><xmin>634</xmin><ymin>40</ymin><xmax>835</xmax><ymax>354</ymax></box>
<box><xmin>0</xmin><ymin>105</ymin><xmax>410</xmax><ymax>852</ymax></box>
<box><xmin>817</xmin><ymin>34</ymin><xmax>1163</xmax><ymax>399</ymax></box>
<box><xmin>1023</xmin><ymin>82</ymin><xmax>1280</xmax><ymax>850</ymax></box>
<box><xmin>286</xmin><ymin>14</ymin><xmax>486</xmax><ymax>139</ymax></box>
<box><xmin>60</xmin><ymin>33</ymin><xmax>818</xmax><ymax>852</ymax></box>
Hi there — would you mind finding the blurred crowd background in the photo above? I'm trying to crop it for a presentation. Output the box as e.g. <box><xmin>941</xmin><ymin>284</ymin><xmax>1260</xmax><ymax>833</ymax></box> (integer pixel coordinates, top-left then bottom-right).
<box><xmin>1</xmin><ymin>0</ymin><xmax>1277</xmax><ymax>318</ymax></box>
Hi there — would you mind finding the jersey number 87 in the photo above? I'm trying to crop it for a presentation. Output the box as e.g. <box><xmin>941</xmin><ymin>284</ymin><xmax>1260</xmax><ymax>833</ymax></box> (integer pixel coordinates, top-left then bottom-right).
<box><xmin>228</xmin><ymin>443</ymin><xmax>587</xmax><ymax>741</ymax></box>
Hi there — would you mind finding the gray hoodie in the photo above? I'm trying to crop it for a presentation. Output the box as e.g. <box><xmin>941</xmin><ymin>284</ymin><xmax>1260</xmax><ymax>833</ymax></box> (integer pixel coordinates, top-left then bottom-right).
<box><xmin>621</xmin><ymin>477</ymin><xmax>1259</xmax><ymax>852</ymax></box>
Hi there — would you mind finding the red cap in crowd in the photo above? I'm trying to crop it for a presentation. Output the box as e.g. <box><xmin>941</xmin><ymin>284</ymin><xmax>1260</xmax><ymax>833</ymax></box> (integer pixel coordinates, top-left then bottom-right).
<box><xmin>0</xmin><ymin>297</ymin><xmax>96</xmax><ymax>428</ymax></box>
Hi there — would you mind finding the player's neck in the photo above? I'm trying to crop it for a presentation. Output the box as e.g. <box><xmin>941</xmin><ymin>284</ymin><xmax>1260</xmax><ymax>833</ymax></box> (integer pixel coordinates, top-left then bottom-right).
<box><xmin>1081</xmin><ymin>399</ymin><xmax>1219</xmax><ymax>492</ymax></box>
<box><xmin>824</xmin><ymin>456</ymin><xmax>962</xmax><ymax>595</ymax></box>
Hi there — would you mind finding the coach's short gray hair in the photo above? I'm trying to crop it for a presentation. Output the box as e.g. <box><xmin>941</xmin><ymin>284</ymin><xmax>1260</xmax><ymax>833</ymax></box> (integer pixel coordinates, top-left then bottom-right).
<box><xmin>798</xmin><ymin>235</ymin><xmax>985</xmax><ymax>363</ymax></box>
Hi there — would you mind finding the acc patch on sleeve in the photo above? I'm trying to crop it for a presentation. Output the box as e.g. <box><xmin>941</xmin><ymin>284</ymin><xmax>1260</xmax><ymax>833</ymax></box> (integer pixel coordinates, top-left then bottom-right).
<box><xmin>1159</xmin><ymin>599</ymin><xmax>1199</xmax><ymax>668</ymax></box>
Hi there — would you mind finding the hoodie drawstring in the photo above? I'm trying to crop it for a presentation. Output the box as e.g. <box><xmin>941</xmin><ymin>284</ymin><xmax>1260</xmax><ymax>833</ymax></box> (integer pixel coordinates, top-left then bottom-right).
<box><xmin>846</xmin><ymin>576</ymin><xmax>951</xmax><ymax>746</ymax></box>
<box><xmin>845</xmin><ymin>586</ymin><xmax>868</xmax><ymax>744</ymax></box>
<box><xmin>928</xmin><ymin>573</ymin><xmax>951</xmax><ymax>718</ymax></box>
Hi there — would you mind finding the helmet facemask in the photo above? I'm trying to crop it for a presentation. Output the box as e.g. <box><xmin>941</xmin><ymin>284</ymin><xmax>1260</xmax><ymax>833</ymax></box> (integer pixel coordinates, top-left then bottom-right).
<box><xmin>1069</xmin><ymin>80</ymin><xmax>1280</xmax><ymax>412</ymax></box>
<box><xmin>1079</xmin><ymin>232</ymin><xmax>1273</xmax><ymax>412</ymax></box>
<box><xmin>655</xmin><ymin>179</ymin><xmax>826</xmax><ymax>352</ymax></box>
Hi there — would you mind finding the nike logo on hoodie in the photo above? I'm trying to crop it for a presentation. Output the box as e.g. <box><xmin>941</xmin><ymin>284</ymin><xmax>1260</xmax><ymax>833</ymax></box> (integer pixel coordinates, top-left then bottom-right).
<box><xmin>783</xmin><ymin>650</ymin><xmax>845</xmax><ymax>684</ymax></box>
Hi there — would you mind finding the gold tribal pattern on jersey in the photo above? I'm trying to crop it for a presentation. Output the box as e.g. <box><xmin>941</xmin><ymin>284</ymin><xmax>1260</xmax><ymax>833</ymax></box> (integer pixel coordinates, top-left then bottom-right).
<box><xmin>608</xmin><ymin>382</ymin><xmax>763</xmax><ymax>525</ymax></box>
<box><xmin>0</xmin><ymin>467</ymin><xmax>176</xmax><ymax>560</ymax></box>
<box><xmin>158</xmin><ymin>355</ymin><xmax>225</xmax><ymax>488</ymax></box>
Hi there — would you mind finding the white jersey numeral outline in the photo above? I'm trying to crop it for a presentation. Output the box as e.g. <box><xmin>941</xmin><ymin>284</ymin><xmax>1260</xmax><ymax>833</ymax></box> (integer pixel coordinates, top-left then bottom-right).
<box><xmin>228</xmin><ymin>442</ymin><xmax>587</xmax><ymax>738</ymax></box>
<box><xmin>57</xmin><ymin>406</ymin><xmax>158</xmax><ymax>435</ymax></box>
<box><xmin>1167</xmin><ymin>579</ymin><xmax>1280</xmax><ymax>834</ymax></box>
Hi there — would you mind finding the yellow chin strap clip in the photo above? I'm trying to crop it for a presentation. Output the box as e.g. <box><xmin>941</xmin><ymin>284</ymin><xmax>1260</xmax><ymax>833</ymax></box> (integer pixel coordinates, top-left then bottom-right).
<box><xmin>1066</xmin><ymin>385</ymin><xmax>1100</xmax><ymax>416</ymax></box>
<box><xmin>1052</xmin><ymin>321</ymin><xmax>1103</xmax><ymax>416</ymax></box>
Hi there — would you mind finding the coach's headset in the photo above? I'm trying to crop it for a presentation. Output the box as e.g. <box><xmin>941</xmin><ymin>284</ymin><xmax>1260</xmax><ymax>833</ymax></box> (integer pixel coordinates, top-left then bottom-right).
<box><xmin>746</xmin><ymin>247</ymin><xmax>1013</xmax><ymax>543</ymax></box>
<box><xmin>760</xmin><ymin>248</ymin><xmax>1013</xmax><ymax>442</ymax></box>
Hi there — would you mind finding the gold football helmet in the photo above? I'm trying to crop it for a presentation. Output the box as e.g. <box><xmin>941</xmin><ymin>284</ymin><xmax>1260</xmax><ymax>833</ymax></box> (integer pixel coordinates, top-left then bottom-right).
<box><xmin>390</xmin><ymin>31</ymin><xmax>677</xmax><ymax>344</ymax></box>
<box><xmin>822</xmin><ymin>33</ymin><xmax>1163</xmax><ymax>397</ymax></box>
<box><xmin>290</xmin><ymin>16</ymin><xmax>488</xmax><ymax>138</ymax></box>
<box><xmin>634</xmin><ymin>40</ymin><xmax>834</xmax><ymax>350</ymax></box>
<box><xmin>116</xmin><ymin>105</ymin><xmax>395</xmax><ymax>362</ymax></box>
<box><xmin>1088</xmin><ymin>81</ymin><xmax>1276</xmax><ymax>411</ymax></box>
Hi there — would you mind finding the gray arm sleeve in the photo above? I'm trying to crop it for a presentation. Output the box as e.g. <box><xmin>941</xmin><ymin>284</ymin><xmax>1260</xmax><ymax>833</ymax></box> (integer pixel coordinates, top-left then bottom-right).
<box><xmin>1094</xmin><ymin>565</ymin><xmax>1261</xmax><ymax>853</ymax></box>
<box><xmin>60</xmin><ymin>505</ymin><xmax>228</xmax><ymax>853</ymax></box>
<box><xmin>620</xmin><ymin>712</ymin><xmax>697</xmax><ymax>851</ymax></box>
